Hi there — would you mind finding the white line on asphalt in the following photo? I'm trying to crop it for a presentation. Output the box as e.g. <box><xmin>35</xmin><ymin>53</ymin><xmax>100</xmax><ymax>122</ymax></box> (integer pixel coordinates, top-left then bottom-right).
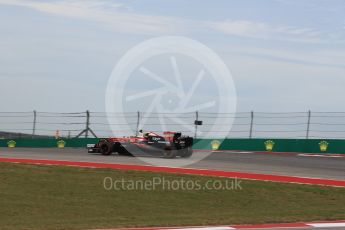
<box><xmin>298</xmin><ymin>154</ymin><xmax>344</xmax><ymax>158</ymax></box>
<box><xmin>308</xmin><ymin>223</ymin><xmax>345</xmax><ymax>227</ymax></box>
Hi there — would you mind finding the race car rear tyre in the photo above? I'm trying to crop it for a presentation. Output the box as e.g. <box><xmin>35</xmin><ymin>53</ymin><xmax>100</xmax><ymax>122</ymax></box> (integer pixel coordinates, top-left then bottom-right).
<box><xmin>180</xmin><ymin>147</ymin><xmax>193</xmax><ymax>158</ymax></box>
<box><xmin>100</xmin><ymin>142</ymin><xmax>113</xmax><ymax>155</ymax></box>
<box><xmin>164</xmin><ymin>149</ymin><xmax>177</xmax><ymax>159</ymax></box>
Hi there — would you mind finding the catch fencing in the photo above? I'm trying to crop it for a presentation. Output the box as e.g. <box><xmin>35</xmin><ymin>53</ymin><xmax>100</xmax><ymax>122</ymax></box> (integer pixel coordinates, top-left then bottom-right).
<box><xmin>0</xmin><ymin>111</ymin><xmax>345</xmax><ymax>139</ymax></box>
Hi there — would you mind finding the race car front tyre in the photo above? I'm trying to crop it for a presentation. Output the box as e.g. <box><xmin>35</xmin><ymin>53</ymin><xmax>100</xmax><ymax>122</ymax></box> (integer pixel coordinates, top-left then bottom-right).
<box><xmin>100</xmin><ymin>141</ymin><xmax>113</xmax><ymax>155</ymax></box>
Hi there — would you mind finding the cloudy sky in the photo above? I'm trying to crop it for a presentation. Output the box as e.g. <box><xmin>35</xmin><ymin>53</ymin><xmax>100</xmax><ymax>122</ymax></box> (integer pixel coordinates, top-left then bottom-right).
<box><xmin>0</xmin><ymin>0</ymin><xmax>345</xmax><ymax>113</ymax></box>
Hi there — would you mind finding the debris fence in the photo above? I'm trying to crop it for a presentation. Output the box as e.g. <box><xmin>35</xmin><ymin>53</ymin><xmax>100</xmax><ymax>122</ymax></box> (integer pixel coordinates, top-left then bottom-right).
<box><xmin>1</xmin><ymin>111</ymin><xmax>345</xmax><ymax>139</ymax></box>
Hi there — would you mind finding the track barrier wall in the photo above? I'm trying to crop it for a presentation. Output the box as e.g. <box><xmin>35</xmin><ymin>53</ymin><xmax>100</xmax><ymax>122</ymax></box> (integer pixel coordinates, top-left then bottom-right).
<box><xmin>0</xmin><ymin>138</ymin><xmax>99</xmax><ymax>148</ymax></box>
<box><xmin>0</xmin><ymin>138</ymin><xmax>344</xmax><ymax>154</ymax></box>
<box><xmin>193</xmin><ymin>138</ymin><xmax>345</xmax><ymax>154</ymax></box>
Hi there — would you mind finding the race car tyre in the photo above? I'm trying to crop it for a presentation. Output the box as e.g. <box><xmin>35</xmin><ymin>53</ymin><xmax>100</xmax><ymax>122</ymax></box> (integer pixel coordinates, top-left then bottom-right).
<box><xmin>100</xmin><ymin>141</ymin><xmax>113</xmax><ymax>155</ymax></box>
<box><xmin>164</xmin><ymin>149</ymin><xmax>177</xmax><ymax>158</ymax></box>
<box><xmin>180</xmin><ymin>147</ymin><xmax>193</xmax><ymax>158</ymax></box>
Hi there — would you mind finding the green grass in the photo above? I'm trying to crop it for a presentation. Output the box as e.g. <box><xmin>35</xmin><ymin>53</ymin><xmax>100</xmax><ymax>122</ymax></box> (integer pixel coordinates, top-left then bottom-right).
<box><xmin>0</xmin><ymin>162</ymin><xmax>344</xmax><ymax>230</ymax></box>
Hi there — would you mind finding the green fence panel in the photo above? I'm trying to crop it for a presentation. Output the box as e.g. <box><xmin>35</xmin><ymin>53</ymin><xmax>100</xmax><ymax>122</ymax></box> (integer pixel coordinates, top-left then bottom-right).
<box><xmin>0</xmin><ymin>138</ymin><xmax>99</xmax><ymax>148</ymax></box>
<box><xmin>0</xmin><ymin>138</ymin><xmax>344</xmax><ymax>154</ymax></box>
<box><xmin>193</xmin><ymin>138</ymin><xmax>345</xmax><ymax>154</ymax></box>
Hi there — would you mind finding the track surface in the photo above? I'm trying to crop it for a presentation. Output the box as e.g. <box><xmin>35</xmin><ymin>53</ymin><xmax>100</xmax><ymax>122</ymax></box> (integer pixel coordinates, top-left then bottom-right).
<box><xmin>1</xmin><ymin>148</ymin><xmax>344</xmax><ymax>180</ymax></box>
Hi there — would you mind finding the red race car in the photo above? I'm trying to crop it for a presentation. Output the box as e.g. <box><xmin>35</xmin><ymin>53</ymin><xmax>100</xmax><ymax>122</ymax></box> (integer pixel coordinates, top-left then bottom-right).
<box><xmin>87</xmin><ymin>131</ymin><xmax>193</xmax><ymax>158</ymax></box>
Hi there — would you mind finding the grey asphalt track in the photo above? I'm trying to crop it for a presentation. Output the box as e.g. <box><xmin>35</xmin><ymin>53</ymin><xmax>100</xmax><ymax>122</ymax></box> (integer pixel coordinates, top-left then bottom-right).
<box><xmin>0</xmin><ymin>147</ymin><xmax>344</xmax><ymax>180</ymax></box>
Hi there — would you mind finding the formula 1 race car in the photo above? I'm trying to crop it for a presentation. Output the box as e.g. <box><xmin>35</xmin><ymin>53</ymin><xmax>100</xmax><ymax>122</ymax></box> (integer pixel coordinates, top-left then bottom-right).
<box><xmin>87</xmin><ymin>131</ymin><xmax>193</xmax><ymax>158</ymax></box>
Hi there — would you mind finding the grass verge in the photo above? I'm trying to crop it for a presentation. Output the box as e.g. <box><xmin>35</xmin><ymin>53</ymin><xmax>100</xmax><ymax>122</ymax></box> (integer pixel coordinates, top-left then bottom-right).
<box><xmin>0</xmin><ymin>162</ymin><xmax>344</xmax><ymax>230</ymax></box>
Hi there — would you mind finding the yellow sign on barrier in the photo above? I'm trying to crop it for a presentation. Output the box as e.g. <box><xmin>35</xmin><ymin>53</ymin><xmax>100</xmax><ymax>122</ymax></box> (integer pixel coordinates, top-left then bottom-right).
<box><xmin>319</xmin><ymin>140</ymin><xmax>329</xmax><ymax>152</ymax></box>
<box><xmin>211</xmin><ymin>140</ymin><xmax>221</xmax><ymax>151</ymax></box>
<box><xmin>7</xmin><ymin>140</ymin><xmax>16</xmax><ymax>148</ymax></box>
<box><xmin>264</xmin><ymin>140</ymin><xmax>275</xmax><ymax>151</ymax></box>
<box><xmin>57</xmin><ymin>140</ymin><xmax>66</xmax><ymax>148</ymax></box>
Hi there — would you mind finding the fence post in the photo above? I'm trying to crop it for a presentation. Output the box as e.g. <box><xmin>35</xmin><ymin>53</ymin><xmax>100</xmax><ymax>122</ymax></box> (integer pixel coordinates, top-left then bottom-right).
<box><xmin>194</xmin><ymin>111</ymin><xmax>199</xmax><ymax>139</ymax></box>
<box><xmin>306</xmin><ymin>110</ymin><xmax>311</xmax><ymax>139</ymax></box>
<box><xmin>135</xmin><ymin>111</ymin><xmax>140</xmax><ymax>136</ymax></box>
<box><xmin>85</xmin><ymin>110</ymin><xmax>90</xmax><ymax>138</ymax></box>
<box><xmin>75</xmin><ymin>110</ymin><xmax>97</xmax><ymax>138</ymax></box>
<box><xmin>249</xmin><ymin>111</ymin><xmax>254</xmax><ymax>138</ymax></box>
<box><xmin>32</xmin><ymin>110</ymin><xmax>37</xmax><ymax>138</ymax></box>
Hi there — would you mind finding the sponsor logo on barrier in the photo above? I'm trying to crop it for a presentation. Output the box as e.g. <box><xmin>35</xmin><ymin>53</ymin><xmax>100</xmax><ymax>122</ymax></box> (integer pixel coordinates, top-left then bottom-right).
<box><xmin>319</xmin><ymin>140</ymin><xmax>329</xmax><ymax>152</ymax></box>
<box><xmin>211</xmin><ymin>140</ymin><xmax>221</xmax><ymax>151</ymax></box>
<box><xmin>7</xmin><ymin>140</ymin><xmax>16</xmax><ymax>148</ymax></box>
<box><xmin>57</xmin><ymin>140</ymin><xmax>66</xmax><ymax>148</ymax></box>
<box><xmin>264</xmin><ymin>140</ymin><xmax>275</xmax><ymax>151</ymax></box>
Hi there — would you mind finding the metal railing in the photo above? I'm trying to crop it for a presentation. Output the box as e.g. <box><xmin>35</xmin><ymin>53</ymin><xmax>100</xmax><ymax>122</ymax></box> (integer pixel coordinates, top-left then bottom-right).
<box><xmin>0</xmin><ymin>111</ymin><xmax>345</xmax><ymax>139</ymax></box>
